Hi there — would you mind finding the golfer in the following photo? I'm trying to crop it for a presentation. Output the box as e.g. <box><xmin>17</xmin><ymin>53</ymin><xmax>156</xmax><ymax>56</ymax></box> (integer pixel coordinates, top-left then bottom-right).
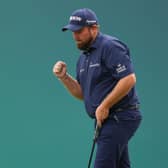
<box><xmin>53</xmin><ymin>8</ymin><xmax>142</xmax><ymax>168</ymax></box>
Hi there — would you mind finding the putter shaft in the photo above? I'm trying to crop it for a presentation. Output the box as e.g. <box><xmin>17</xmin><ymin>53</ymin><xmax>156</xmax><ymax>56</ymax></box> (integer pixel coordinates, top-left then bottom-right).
<box><xmin>88</xmin><ymin>124</ymin><xmax>101</xmax><ymax>168</ymax></box>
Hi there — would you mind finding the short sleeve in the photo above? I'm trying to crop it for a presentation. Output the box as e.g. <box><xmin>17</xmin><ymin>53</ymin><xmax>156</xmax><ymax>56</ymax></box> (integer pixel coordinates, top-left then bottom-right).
<box><xmin>102</xmin><ymin>40</ymin><xmax>134</xmax><ymax>79</ymax></box>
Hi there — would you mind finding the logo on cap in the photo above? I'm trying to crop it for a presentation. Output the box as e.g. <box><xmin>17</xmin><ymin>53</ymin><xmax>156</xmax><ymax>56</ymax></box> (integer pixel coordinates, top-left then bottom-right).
<box><xmin>69</xmin><ymin>16</ymin><xmax>82</xmax><ymax>22</ymax></box>
<box><xmin>86</xmin><ymin>20</ymin><xmax>97</xmax><ymax>24</ymax></box>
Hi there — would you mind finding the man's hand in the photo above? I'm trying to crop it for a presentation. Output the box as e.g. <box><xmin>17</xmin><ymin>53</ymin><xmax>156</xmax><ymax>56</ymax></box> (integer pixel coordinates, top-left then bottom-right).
<box><xmin>53</xmin><ymin>61</ymin><xmax>67</xmax><ymax>80</ymax></box>
<box><xmin>95</xmin><ymin>104</ymin><xmax>110</xmax><ymax>127</ymax></box>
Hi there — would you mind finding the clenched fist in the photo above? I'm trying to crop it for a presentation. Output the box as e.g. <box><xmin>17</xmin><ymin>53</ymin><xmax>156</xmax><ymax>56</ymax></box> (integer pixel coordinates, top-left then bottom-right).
<box><xmin>53</xmin><ymin>61</ymin><xmax>67</xmax><ymax>80</ymax></box>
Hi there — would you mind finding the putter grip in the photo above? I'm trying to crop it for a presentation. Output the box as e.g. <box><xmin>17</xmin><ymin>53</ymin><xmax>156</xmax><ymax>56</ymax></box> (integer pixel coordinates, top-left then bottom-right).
<box><xmin>94</xmin><ymin>124</ymin><xmax>101</xmax><ymax>141</ymax></box>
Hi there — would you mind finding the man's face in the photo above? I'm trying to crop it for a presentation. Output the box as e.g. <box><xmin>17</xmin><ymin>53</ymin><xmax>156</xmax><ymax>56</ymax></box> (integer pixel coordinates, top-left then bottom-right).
<box><xmin>72</xmin><ymin>26</ymin><xmax>94</xmax><ymax>50</ymax></box>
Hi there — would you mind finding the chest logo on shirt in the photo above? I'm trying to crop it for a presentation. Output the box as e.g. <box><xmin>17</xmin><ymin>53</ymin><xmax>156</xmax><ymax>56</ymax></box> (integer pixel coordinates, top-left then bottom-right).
<box><xmin>89</xmin><ymin>63</ymin><xmax>100</xmax><ymax>68</ymax></box>
<box><xmin>79</xmin><ymin>62</ymin><xmax>100</xmax><ymax>73</ymax></box>
<box><xmin>116</xmin><ymin>64</ymin><xmax>126</xmax><ymax>73</ymax></box>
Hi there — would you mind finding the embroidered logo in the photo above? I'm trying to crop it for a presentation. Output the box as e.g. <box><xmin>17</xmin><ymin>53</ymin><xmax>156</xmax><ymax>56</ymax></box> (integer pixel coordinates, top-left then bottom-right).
<box><xmin>86</xmin><ymin>20</ymin><xmax>97</xmax><ymax>24</ymax></box>
<box><xmin>80</xmin><ymin>68</ymin><xmax>85</xmax><ymax>73</ymax></box>
<box><xmin>69</xmin><ymin>16</ymin><xmax>82</xmax><ymax>22</ymax></box>
<box><xmin>116</xmin><ymin>64</ymin><xmax>126</xmax><ymax>73</ymax></box>
<box><xmin>89</xmin><ymin>63</ymin><xmax>100</xmax><ymax>68</ymax></box>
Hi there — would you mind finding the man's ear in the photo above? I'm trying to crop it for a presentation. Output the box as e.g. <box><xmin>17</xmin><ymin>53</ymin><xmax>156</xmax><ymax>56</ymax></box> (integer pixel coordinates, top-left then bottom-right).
<box><xmin>90</xmin><ymin>25</ymin><xmax>98</xmax><ymax>35</ymax></box>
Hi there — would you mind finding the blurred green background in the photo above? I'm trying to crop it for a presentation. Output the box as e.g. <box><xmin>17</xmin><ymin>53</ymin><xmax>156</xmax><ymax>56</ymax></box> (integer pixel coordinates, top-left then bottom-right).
<box><xmin>0</xmin><ymin>0</ymin><xmax>167</xmax><ymax>167</ymax></box>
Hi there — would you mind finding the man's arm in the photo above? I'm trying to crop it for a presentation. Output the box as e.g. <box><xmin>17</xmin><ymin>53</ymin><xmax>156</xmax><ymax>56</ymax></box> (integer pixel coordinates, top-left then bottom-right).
<box><xmin>95</xmin><ymin>73</ymin><xmax>136</xmax><ymax>126</ymax></box>
<box><xmin>53</xmin><ymin>61</ymin><xmax>83</xmax><ymax>100</ymax></box>
<box><xmin>59</xmin><ymin>73</ymin><xmax>83</xmax><ymax>100</ymax></box>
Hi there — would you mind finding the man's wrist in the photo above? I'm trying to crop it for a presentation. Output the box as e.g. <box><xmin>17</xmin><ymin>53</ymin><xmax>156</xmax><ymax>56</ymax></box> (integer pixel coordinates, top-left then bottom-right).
<box><xmin>101</xmin><ymin>100</ymin><xmax>112</xmax><ymax>110</ymax></box>
<box><xmin>58</xmin><ymin>72</ymin><xmax>69</xmax><ymax>81</ymax></box>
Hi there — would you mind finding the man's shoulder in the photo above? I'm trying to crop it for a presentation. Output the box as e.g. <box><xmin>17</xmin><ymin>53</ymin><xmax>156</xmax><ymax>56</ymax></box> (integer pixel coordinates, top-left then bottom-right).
<box><xmin>100</xmin><ymin>33</ymin><xmax>120</xmax><ymax>46</ymax></box>
<box><xmin>101</xmin><ymin>33</ymin><xmax>118</xmax><ymax>41</ymax></box>
<box><xmin>100</xmin><ymin>33</ymin><xmax>128</xmax><ymax>50</ymax></box>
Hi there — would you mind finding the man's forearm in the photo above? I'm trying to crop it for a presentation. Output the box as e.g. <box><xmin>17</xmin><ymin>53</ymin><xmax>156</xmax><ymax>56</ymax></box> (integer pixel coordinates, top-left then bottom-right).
<box><xmin>59</xmin><ymin>73</ymin><xmax>83</xmax><ymax>100</ymax></box>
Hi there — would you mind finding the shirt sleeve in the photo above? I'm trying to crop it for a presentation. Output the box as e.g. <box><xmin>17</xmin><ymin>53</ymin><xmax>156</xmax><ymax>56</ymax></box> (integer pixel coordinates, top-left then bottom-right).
<box><xmin>103</xmin><ymin>40</ymin><xmax>135</xmax><ymax>79</ymax></box>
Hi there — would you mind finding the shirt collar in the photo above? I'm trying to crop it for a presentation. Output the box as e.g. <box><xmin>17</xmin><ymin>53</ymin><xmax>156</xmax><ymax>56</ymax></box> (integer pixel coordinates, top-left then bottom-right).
<box><xmin>90</xmin><ymin>32</ymin><xmax>102</xmax><ymax>49</ymax></box>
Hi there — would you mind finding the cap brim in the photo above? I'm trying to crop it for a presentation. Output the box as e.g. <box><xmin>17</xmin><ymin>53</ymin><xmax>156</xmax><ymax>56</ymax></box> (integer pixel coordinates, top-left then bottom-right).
<box><xmin>62</xmin><ymin>24</ymin><xmax>83</xmax><ymax>32</ymax></box>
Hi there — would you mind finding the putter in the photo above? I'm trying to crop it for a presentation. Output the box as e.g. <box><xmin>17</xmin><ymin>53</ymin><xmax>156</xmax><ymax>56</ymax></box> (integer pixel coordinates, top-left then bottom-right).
<box><xmin>88</xmin><ymin>123</ymin><xmax>101</xmax><ymax>168</ymax></box>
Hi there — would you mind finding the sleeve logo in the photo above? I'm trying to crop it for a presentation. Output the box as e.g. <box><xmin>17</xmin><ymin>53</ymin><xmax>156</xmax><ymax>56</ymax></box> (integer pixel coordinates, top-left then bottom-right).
<box><xmin>116</xmin><ymin>64</ymin><xmax>126</xmax><ymax>73</ymax></box>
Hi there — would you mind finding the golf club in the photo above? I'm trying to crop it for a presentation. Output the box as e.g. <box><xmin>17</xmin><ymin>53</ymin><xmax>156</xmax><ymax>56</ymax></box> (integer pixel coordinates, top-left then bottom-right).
<box><xmin>88</xmin><ymin>123</ymin><xmax>101</xmax><ymax>168</ymax></box>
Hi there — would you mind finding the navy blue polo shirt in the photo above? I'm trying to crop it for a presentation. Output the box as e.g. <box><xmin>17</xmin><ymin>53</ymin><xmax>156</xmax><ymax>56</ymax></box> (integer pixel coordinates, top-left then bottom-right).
<box><xmin>76</xmin><ymin>32</ymin><xmax>141</xmax><ymax>119</ymax></box>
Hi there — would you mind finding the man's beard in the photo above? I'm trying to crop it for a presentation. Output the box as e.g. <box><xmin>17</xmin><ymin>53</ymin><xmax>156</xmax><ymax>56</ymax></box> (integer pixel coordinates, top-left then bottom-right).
<box><xmin>76</xmin><ymin>36</ymin><xmax>94</xmax><ymax>51</ymax></box>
